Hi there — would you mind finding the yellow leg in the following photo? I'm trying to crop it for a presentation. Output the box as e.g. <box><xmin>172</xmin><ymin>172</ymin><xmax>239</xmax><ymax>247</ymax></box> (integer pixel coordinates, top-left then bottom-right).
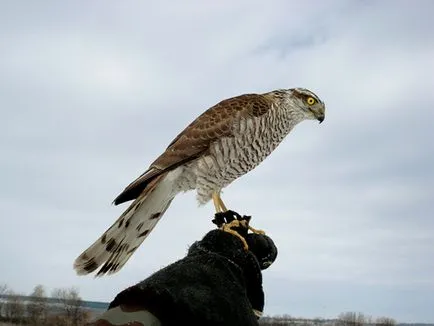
<box><xmin>212</xmin><ymin>192</ymin><xmax>228</xmax><ymax>212</ymax></box>
<box><xmin>222</xmin><ymin>220</ymin><xmax>248</xmax><ymax>250</ymax></box>
<box><xmin>212</xmin><ymin>192</ymin><xmax>222</xmax><ymax>213</ymax></box>
<box><xmin>216</xmin><ymin>193</ymin><xmax>228</xmax><ymax>212</ymax></box>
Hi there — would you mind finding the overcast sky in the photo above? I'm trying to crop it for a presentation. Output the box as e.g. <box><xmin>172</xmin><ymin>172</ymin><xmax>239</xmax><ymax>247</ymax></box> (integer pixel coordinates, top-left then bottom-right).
<box><xmin>1</xmin><ymin>0</ymin><xmax>434</xmax><ymax>323</ymax></box>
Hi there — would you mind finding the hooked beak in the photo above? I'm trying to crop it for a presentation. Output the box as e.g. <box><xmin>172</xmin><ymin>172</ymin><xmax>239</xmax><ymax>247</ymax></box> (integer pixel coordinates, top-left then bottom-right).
<box><xmin>309</xmin><ymin>107</ymin><xmax>325</xmax><ymax>123</ymax></box>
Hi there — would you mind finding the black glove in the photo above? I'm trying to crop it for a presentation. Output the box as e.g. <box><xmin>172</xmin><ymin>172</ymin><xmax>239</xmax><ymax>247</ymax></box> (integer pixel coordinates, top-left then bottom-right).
<box><xmin>88</xmin><ymin>211</ymin><xmax>278</xmax><ymax>326</ymax></box>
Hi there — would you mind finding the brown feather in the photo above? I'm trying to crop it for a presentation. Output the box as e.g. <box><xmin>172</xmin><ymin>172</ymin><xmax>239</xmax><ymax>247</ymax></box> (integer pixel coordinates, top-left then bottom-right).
<box><xmin>114</xmin><ymin>93</ymin><xmax>274</xmax><ymax>205</ymax></box>
<box><xmin>150</xmin><ymin>93</ymin><xmax>274</xmax><ymax>170</ymax></box>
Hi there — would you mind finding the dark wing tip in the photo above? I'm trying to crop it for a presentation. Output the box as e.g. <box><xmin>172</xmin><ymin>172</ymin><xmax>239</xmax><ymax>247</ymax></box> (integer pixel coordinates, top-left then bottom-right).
<box><xmin>113</xmin><ymin>183</ymin><xmax>148</xmax><ymax>205</ymax></box>
<box><xmin>113</xmin><ymin>168</ymin><xmax>162</xmax><ymax>205</ymax></box>
<box><xmin>113</xmin><ymin>191</ymin><xmax>132</xmax><ymax>206</ymax></box>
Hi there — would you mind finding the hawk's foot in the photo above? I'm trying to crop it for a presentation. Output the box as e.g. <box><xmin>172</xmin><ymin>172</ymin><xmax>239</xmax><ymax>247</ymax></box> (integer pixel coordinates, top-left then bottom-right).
<box><xmin>211</xmin><ymin>210</ymin><xmax>266</xmax><ymax>250</ymax></box>
<box><xmin>221</xmin><ymin>220</ymin><xmax>249</xmax><ymax>250</ymax></box>
<box><xmin>248</xmin><ymin>225</ymin><xmax>266</xmax><ymax>235</ymax></box>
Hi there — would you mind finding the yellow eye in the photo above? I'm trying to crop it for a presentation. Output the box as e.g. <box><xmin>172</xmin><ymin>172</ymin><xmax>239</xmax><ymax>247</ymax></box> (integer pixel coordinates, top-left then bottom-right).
<box><xmin>307</xmin><ymin>97</ymin><xmax>316</xmax><ymax>105</ymax></box>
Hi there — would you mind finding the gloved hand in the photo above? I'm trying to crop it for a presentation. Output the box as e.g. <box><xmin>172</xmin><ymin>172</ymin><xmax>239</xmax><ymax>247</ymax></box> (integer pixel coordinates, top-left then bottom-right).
<box><xmin>87</xmin><ymin>211</ymin><xmax>278</xmax><ymax>326</ymax></box>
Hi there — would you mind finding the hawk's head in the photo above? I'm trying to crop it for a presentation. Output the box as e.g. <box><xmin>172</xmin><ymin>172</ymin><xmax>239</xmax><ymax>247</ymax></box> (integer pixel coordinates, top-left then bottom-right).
<box><xmin>285</xmin><ymin>88</ymin><xmax>326</xmax><ymax>123</ymax></box>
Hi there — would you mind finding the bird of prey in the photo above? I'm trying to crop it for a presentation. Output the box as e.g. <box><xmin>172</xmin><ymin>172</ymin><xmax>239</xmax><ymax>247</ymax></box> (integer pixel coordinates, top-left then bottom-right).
<box><xmin>74</xmin><ymin>87</ymin><xmax>325</xmax><ymax>276</ymax></box>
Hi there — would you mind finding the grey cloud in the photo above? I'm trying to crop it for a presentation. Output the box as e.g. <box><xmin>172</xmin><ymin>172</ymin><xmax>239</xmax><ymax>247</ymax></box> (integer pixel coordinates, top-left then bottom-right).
<box><xmin>0</xmin><ymin>0</ymin><xmax>433</xmax><ymax>322</ymax></box>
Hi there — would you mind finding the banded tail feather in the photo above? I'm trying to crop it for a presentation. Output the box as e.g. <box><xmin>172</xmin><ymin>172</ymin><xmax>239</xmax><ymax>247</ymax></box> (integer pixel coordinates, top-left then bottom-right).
<box><xmin>74</xmin><ymin>171</ymin><xmax>177</xmax><ymax>276</ymax></box>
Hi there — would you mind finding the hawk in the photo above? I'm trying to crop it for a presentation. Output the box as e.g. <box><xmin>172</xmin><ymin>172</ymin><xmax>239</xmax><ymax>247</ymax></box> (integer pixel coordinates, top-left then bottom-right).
<box><xmin>74</xmin><ymin>87</ymin><xmax>326</xmax><ymax>276</ymax></box>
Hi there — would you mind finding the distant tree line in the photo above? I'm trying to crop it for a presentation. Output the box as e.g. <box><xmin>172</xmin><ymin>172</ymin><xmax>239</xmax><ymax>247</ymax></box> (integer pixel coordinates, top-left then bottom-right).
<box><xmin>259</xmin><ymin>311</ymin><xmax>397</xmax><ymax>326</ymax></box>
<box><xmin>1</xmin><ymin>283</ymin><xmax>399</xmax><ymax>326</ymax></box>
<box><xmin>336</xmin><ymin>311</ymin><xmax>396</xmax><ymax>326</ymax></box>
<box><xmin>0</xmin><ymin>283</ymin><xmax>91</xmax><ymax>325</ymax></box>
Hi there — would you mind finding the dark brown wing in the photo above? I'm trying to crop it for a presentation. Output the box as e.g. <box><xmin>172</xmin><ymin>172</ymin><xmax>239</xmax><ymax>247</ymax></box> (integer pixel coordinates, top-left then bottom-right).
<box><xmin>113</xmin><ymin>93</ymin><xmax>274</xmax><ymax>205</ymax></box>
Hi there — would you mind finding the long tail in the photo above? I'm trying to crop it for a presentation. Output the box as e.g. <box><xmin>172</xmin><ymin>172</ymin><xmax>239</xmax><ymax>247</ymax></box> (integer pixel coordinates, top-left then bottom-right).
<box><xmin>74</xmin><ymin>172</ymin><xmax>176</xmax><ymax>276</ymax></box>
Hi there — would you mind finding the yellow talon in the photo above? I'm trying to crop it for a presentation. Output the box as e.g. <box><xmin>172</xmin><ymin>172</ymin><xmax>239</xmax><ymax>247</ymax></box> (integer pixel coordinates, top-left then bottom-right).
<box><xmin>221</xmin><ymin>220</ymin><xmax>249</xmax><ymax>250</ymax></box>
<box><xmin>212</xmin><ymin>193</ymin><xmax>265</xmax><ymax>247</ymax></box>
<box><xmin>248</xmin><ymin>225</ymin><xmax>266</xmax><ymax>235</ymax></box>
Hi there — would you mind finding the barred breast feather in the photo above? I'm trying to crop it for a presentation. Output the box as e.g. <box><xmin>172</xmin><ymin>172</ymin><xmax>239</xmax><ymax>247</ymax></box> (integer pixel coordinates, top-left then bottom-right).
<box><xmin>188</xmin><ymin>97</ymin><xmax>305</xmax><ymax>204</ymax></box>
